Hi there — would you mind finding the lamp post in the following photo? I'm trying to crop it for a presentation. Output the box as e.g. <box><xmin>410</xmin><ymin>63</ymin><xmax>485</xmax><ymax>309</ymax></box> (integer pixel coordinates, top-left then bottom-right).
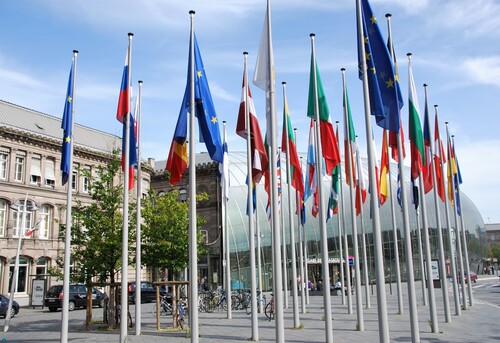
<box><xmin>4</xmin><ymin>193</ymin><xmax>38</xmax><ymax>332</ymax></box>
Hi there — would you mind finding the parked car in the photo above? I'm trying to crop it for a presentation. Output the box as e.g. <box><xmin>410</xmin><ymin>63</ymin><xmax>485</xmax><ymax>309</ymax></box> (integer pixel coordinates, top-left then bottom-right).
<box><xmin>465</xmin><ymin>272</ymin><xmax>478</xmax><ymax>283</ymax></box>
<box><xmin>128</xmin><ymin>281</ymin><xmax>169</xmax><ymax>304</ymax></box>
<box><xmin>45</xmin><ymin>284</ymin><xmax>105</xmax><ymax>312</ymax></box>
<box><xmin>0</xmin><ymin>294</ymin><xmax>20</xmax><ymax>318</ymax></box>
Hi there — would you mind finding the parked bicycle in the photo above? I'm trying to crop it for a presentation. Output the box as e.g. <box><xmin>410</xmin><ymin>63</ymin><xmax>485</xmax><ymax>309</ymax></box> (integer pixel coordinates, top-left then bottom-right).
<box><xmin>264</xmin><ymin>293</ymin><xmax>274</xmax><ymax>321</ymax></box>
<box><xmin>245</xmin><ymin>291</ymin><xmax>266</xmax><ymax>315</ymax></box>
<box><xmin>152</xmin><ymin>294</ymin><xmax>173</xmax><ymax>315</ymax></box>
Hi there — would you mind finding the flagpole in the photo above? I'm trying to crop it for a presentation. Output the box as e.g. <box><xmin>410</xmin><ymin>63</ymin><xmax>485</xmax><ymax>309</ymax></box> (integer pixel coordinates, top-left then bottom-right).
<box><xmin>282</xmin><ymin>82</ymin><xmax>300</xmax><ymax>328</ymax></box>
<box><xmin>120</xmin><ymin>33</ymin><xmax>133</xmax><ymax>343</ymax></box>
<box><xmin>60</xmin><ymin>50</ymin><xmax>77</xmax><ymax>343</ymax></box>
<box><xmin>414</xmin><ymin>203</ymin><xmax>427</xmax><ymax>306</ymax></box>
<box><xmin>452</xmin><ymin>136</ymin><xmax>473</xmax><ymax>307</ymax></box>
<box><xmin>280</xmin><ymin>153</ymin><xmax>289</xmax><ymax>310</ymax></box>
<box><xmin>300</xmin><ymin>156</ymin><xmax>310</xmax><ymax>306</ymax></box>
<box><xmin>340</xmin><ymin>68</ymin><xmax>357</xmax><ymax>318</ymax></box>
<box><xmin>296</xmin><ymin>130</ymin><xmax>307</xmax><ymax>314</ymax></box>
<box><xmin>417</xmin><ymin>84</ymin><xmax>439</xmax><ymax>331</ymax></box>
<box><xmin>356</xmin><ymin>154</ymin><xmax>371</xmax><ymax>309</ymax></box>
<box><xmin>135</xmin><ymin>79</ymin><xmax>143</xmax><ymax>336</ymax></box>
<box><xmin>309</xmin><ymin>33</ymin><xmax>333</xmax><ymax>342</ymax></box>
<box><xmin>441</xmin><ymin>119</ymin><xmax>461</xmax><ymax>316</ymax></box>
<box><xmin>256</xmin><ymin>194</ymin><xmax>264</xmax><ymax>314</ymax></box>
<box><xmin>356</xmin><ymin>0</ymin><xmax>392</xmax><ymax>340</ymax></box>
<box><xmin>447</xmin><ymin>130</ymin><xmax>468</xmax><ymax>310</ymax></box>
<box><xmin>446</xmin><ymin>126</ymin><xmax>468</xmax><ymax>311</ymax></box>
<box><xmin>384</xmin><ymin>14</ymin><xmax>403</xmax><ymax>315</ymax></box>
<box><xmin>188</xmin><ymin>11</ymin><xmax>199</xmax><ymax>343</ymax></box>
<box><xmin>222</xmin><ymin>121</ymin><xmax>232</xmax><ymax>319</ymax></box>
<box><xmin>428</xmin><ymin>104</ymin><xmax>451</xmax><ymax>322</ymax></box>
<box><xmin>335</xmin><ymin>120</ymin><xmax>346</xmax><ymax>306</ymax></box>
<box><xmin>243</xmin><ymin>52</ymin><xmax>259</xmax><ymax>340</ymax></box>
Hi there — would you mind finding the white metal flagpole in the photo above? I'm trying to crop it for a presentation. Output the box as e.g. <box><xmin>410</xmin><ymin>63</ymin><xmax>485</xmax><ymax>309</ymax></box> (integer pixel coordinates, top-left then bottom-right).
<box><xmin>296</xmin><ymin>131</ymin><xmax>307</xmax><ymax>314</ymax></box>
<box><xmin>309</xmin><ymin>33</ymin><xmax>333</xmax><ymax>342</ymax></box>
<box><xmin>222</xmin><ymin>121</ymin><xmax>232</xmax><ymax>319</ymax></box>
<box><xmin>135</xmin><ymin>79</ymin><xmax>143</xmax><ymax>335</ymax></box>
<box><xmin>120</xmin><ymin>32</ymin><xmax>133</xmax><ymax>343</ymax></box>
<box><xmin>188</xmin><ymin>11</ymin><xmax>199</xmax><ymax>343</ymax></box>
<box><xmin>60</xmin><ymin>49</ymin><xmax>77</xmax><ymax>343</ymax></box>
<box><xmin>335</xmin><ymin>120</ymin><xmax>346</xmax><ymax>307</ymax></box>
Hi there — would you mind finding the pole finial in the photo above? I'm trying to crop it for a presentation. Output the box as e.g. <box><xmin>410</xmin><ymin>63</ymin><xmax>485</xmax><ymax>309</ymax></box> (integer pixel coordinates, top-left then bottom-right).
<box><xmin>407</xmin><ymin>52</ymin><xmax>412</xmax><ymax>57</ymax></box>
<box><xmin>341</xmin><ymin>67</ymin><xmax>345</xmax><ymax>72</ymax></box>
<box><xmin>310</xmin><ymin>33</ymin><xmax>315</xmax><ymax>38</ymax></box>
<box><xmin>223</xmin><ymin>120</ymin><xmax>226</xmax><ymax>124</ymax></box>
<box><xmin>128</xmin><ymin>32</ymin><xmax>134</xmax><ymax>37</ymax></box>
<box><xmin>385</xmin><ymin>13</ymin><xmax>392</xmax><ymax>18</ymax></box>
<box><xmin>423</xmin><ymin>83</ymin><xmax>428</xmax><ymax>87</ymax></box>
<box><xmin>445</xmin><ymin>121</ymin><xmax>449</xmax><ymax>125</ymax></box>
<box><xmin>138</xmin><ymin>80</ymin><xmax>143</xmax><ymax>84</ymax></box>
<box><xmin>243</xmin><ymin>51</ymin><xmax>248</xmax><ymax>56</ymax></box>
<box><xmin>434</xmin><ymin>105</ymin><xmax>438</xmax><ymax>108</ymax></box>
<box><xmin>73</xmin><ymin>50</ymin><xmax>79</xmax><ymax>54</ymax></box>
<box><xmin>189</xmin><ymin>10</ymin><xmax>195</xmax><ymax>15</ymax></box>
<box><xmin>282</xmin><ymin>81</ymin><xmax>286</xmax><ymax>85</ymax></box>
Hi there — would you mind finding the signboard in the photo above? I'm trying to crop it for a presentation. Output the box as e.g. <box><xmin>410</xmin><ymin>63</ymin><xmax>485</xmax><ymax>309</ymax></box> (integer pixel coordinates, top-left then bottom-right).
<box><xmin>431</xmin><ymin>260</ymin><xmax>440</xmax><ymax>281</ymax></box>
<box><xmin>31</xmin><ymin>279</ymin><xmax>46</xmax><ymax>307</ymax></box>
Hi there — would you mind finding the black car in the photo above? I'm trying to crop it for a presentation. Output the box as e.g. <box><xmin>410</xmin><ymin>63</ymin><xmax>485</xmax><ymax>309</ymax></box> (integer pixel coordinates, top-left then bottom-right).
<box><xmin>128</xmin><ymin>281</ymin><xmax>169</xmax><ymax>304</ymax></box>
<box><xmin>0</xmin><ymin>294</ymin><xmax>20</xmax><ymax>318</ymax></box>
<box><xmin>45</xmin><ymin>284</ymin><xmax>105</xmax><ymax>312</ymax></box>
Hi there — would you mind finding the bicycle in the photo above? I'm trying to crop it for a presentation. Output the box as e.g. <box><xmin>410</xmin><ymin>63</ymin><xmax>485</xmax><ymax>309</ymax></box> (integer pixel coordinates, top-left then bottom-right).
<box><xmin>177</xmin><ymin>301</ymin><xmax>187</xmax><ymax>330</ymax></box>
<box><xmin>245</xmin><ymin>291</ymin><xmax>266</xmax><ymax>315</ymax></box>
<box><xmin>152</xmin><ymin>294</ymin><xmax>173</xmax><ymax>315</ymax></box>
<box><xmin>264</xmin><ymin>293</ymin><xmax>274</xmax><ymax>321</ymax></box>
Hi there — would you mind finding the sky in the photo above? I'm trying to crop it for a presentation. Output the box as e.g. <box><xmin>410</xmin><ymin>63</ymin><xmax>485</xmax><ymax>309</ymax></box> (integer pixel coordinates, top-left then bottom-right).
<box><xmin>1</xmin><ymin>0</ymin><xmax>499</xmax><ymax>223</ymax></box>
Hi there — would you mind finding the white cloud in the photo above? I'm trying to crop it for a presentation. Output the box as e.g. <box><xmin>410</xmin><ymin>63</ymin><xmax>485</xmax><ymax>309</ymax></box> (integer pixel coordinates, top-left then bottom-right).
<box><xmin>463</xmin><ymin>56</ymin><xmax>500</xmax><ymax>87</ymax></box>
<box><xmin>438</xmin><ymin>0</ymin><xmax>500</xmax><ymax>37</ymax></box>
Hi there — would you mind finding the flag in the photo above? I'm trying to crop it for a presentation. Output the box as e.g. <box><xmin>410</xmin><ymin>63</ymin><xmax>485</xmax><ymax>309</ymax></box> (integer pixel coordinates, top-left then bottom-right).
<box><xmin>61</xmin><ymin>62</ymin><xmax>74</xmax><ymax>186</ymax></box>
<box><xmin>433</xmin><ymin>113</ymin><xmax>446</xmax><ymax>202</ymax></box>
<box><xmin>166</xmin><ymin>33</ymin><xmax>223</xmax><ymax>185</ymax></box>
<box><xmin>408</xmin><ymin>58</ymin><xmax>425</xmax><ymax>181</ymax></box>
<box><xmin>219</xmin><ymin>139</ymin><xmax>229</xmax><ymax>201</ymax></box>
<box><xmin>379</xmin><ymin>130</ymin><xmax>390</xmax><ymax>206</ymax></box>
<box><xmin>412</xmin><ymin>178</ymin><xmax>419</xmax><ymax>210</ymax></box>
<box><xmin>236</xmin><ymin>69</ymin><xmax>268</xmax><ymax>184</ymax></box>
<box><xmin>246</xmin><ymin>178</ymin><xmax>257</xmax><ymax>216</ymax></box>
<box><xmin>446</xmin><ymin>134</ymin><xmax>455</xmax><ymax>205</ymax></box>
<box><xmin>253</xmin><ymin>3</ymin><xmax>275</xmax><ymax>144</ymax></box>
<box><xmin>449</xmin><ymin>138</ymin><xmax>463</xmax><ymax>215</ymax></box>
<box><xmin>358</xmin><ymin>0</ymin><xmax>402</xmax><ymax>133</ymax></box>
<box><xmin>386</xmin><ymin>17</ymin><xmax>406</xmax><ymax>161</ymax></box>
<box><xmin>304</xmin><ymin>120</ymin><xmax>319</xmax><ymax>218</ymax></box>
<box><xmin>121</xmin><ymin>112</ymin><xmax>137</xmax><ymax>190</ymax></box>
<box><xmin>343</xmin><ymin>86</ymin><xmax>357</xmax><ymax>187</ymax></box>
<box><xmin>397</xmin><ymin>172</ymin><xmax>402</xmax><ymax>208</ymax></box>
<box><xmin>307</xmin><ymin>55</ymin><xmax>340</xmax><ymax>175</ymax></box>
<box><xmin>281</xmin><ymin>91</ymin><xmax>304</xmax><ymax>197</ymax></box>
<box><xmin>354</xmin><ymin>151</ymin><xmax>367</xmax><ymax>216</ymax></box>
<box><xmin>116</xmin><ymin>52</ymin><xmax>129</xmax><ymax>123</ymax></box>
<box><xmin>422</xmin><ymin>89</ymin><xmax>433</xmax><ymax>194</ymax></box>
<box><xmin>327</xmin><ymin>164</ymin><xmax>341</xmax><ymax>221</ymax></box>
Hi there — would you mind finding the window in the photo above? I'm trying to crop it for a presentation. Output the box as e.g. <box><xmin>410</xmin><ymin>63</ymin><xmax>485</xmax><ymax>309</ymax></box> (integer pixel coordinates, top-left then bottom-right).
<box><xmin>71</xmin><ymin>164</ymin><xmax>78</xmax><ymax>191</ymax></box>
<box><xmin>38</xmin><ymin>205</ymin><xmax>51</xmax><ymax>239</ymax></box>
<box><xmin>0</xmin><ymin>147</ymin><xmax>9</xmax><ymax>180</ymax></box>
<box><xmin>36</xmin><ymin>257</ymin><xmax>48</xmax><ymax>278</ymax></box>
<box><xmin>82</xmin><ymin>166</ymin><xmax>91</xmax><ymax>193</ymax></box>
<box><xmin>44</xmin><ymin>159</ymin><xmax>55</xmax><ymax>187</ymax></box>
<box><xmin>9</xmin><ymin>257</ymin><xmax>29</xmax><ymax>293</ymax></box>
<box><xmin>12</xmin><ymin>200</ymin><xmax>35</xmax><ymax>237</ymax></box>
<box><xmin>30</xmin><ymin>154</ymin><xmax>42</xmax><ymax>185</ymax></box>
<box><xmin>0</xmin><ymin>200</ymin><xmax>6</xmax><ymax>237</ymax></box>
<box><xmin>179</xmin><ymin>188</ymin><xmax>187</xmax><ymax>202</ymax></box>
<box><xmin>141</xmin><ymin>179</ymin><xmax>149</xmax><ymax>199</ymax></box>
<box><xmin>14</xmin><ymin>151</ymin><xmax>26</xmax><ymax>182</ymax></box>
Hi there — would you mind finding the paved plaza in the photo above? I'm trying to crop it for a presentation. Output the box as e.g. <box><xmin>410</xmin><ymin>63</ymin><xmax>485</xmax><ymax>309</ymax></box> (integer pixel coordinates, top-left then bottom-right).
<box><xmin>2</xmin><ymin>276</ymin><xmax>499</xmax><ymax>342</ymax></box>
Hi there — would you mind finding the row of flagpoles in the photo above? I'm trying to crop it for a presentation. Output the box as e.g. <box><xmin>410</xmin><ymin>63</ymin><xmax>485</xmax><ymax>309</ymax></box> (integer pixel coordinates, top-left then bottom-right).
<box><xmin>55</xmin><ymin>0</ymin><xmax>473</xmax><ymax>343</ymax></box>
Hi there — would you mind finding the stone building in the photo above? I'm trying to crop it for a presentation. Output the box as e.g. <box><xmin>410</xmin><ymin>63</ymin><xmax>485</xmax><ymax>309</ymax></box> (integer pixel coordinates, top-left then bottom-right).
<box><xmin>0</xmin><ymin>100</ymin><xmax>153</xmax><ymax>305</ymax></box>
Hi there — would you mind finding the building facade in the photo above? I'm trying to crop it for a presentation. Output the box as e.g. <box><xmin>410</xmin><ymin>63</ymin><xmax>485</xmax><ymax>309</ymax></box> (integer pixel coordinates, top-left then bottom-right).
<box><xmin>0</xmin><ymin>100</ymin><xmax>153</xmax><ymax>305</ymax></box>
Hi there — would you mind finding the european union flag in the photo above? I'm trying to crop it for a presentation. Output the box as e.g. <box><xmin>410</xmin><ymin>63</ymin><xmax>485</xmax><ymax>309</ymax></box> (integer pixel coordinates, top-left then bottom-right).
<box><xmin>192</xmin><ymin>34</ymin><xmax>223</xmax><ymax>163</ymax></box>
<box><xmin>60</xmin><ymin>62</ymin><xmax>74</xmax><ymax>186</ymax></box>
<box><xmin>358</xmin><ymin>0</ymin><xmax>402</xmax><ymax>134</ymax></box>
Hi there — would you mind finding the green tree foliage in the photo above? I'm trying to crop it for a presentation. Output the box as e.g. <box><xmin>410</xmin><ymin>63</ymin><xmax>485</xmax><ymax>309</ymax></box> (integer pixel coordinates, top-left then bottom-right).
<box><xmin>490</xmin><ymin>244</ymin><xmax>500</xmax><ymax>262</ymax></box>
<box><xmin>140</xmin><ymin>189</ymin><xmax>208</xmax><ymax>273</ymax></box>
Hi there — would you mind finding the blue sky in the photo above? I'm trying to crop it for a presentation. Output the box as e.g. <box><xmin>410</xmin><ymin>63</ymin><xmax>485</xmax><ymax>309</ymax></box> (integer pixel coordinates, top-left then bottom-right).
<box><xmin>1</xmin><ymin>0</ymin><xmax>499</xmax><ymax>223</ymax></box>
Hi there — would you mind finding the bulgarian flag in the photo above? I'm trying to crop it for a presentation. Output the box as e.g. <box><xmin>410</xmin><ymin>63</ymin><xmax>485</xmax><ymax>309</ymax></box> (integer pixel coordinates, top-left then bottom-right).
<box><xmin>408</xmin><ymin>57</ymin><xmax>425</xmax><ymax>181</ymax></box>
<box><xmin>281</xmin><ymin>89</ymin><xmax>304</xmax><ymax>197</ymax></box>
<box><xmin>307</xmin><ymin>55</ymin><xmax>340</xmax><ymax>176</ymax></box>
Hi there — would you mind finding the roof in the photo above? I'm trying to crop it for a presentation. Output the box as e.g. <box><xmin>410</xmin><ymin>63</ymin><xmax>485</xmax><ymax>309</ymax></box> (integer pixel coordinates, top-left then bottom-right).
<box><xmin>0</xmin><ymin>99</ymin><xmax>120</xmax><ymax>154</ymax></box>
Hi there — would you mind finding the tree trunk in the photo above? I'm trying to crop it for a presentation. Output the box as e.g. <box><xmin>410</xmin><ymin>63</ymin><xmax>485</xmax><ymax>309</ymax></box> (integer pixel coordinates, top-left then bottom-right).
<box><xmin>85</xmin><ymin>282</ymin><xmax>92</xmax><ymax>329</ymax></box>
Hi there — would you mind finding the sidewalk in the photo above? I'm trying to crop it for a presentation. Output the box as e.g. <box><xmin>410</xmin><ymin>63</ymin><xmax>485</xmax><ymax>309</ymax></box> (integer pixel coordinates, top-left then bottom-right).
<box><xmin>2</xmin><ymin>277</ymin><xmax>499</xmax><ymax>342</ymax></box>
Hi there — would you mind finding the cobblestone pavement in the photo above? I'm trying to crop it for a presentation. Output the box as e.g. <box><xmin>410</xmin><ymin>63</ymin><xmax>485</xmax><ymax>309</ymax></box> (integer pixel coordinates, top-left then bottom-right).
<box><xmin>2</xmin><ymin>275</ymin><xmax>499</xmax><ymax>342</ymax></box>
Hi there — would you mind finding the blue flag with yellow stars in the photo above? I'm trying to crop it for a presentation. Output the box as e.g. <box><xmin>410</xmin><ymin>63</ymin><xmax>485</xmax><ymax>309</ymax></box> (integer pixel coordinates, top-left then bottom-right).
<box><xmin>193</xmin><ymin>34</ymin><xmax>223</xmax><ymax>163</ymax></box>
<box><xmin>60</xmin><ymin>61</ymin><xmax>74</xmax><ymax>185</ymax></box>
<box><xmin>358</xmin><ymin>0</ymin><xmax>402</xmax><ymax>134</ymax></box>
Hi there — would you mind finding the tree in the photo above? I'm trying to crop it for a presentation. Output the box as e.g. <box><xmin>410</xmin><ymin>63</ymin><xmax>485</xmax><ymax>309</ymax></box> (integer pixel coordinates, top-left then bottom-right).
<box><xmin>140</xmin><ymin>189</ymin><xmax>208</xmax><ymax>278</ymax></box>
<box><xmin>54</xmin><ymin>151</ymin><xmax>136</xmax><ymax>327</ymax></box>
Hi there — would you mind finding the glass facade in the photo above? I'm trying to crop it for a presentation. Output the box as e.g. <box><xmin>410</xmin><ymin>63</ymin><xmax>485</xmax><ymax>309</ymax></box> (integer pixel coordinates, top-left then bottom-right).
<box><xmin>225</xmin><ymin>152</ymin><xmax>486</xmax><ymax>290</ymax></box>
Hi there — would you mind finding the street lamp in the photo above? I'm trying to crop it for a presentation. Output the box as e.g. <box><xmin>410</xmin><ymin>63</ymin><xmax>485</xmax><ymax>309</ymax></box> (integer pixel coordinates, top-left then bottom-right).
<box><xmin>4</xmin><ymin>193</ymin><xmax>38</xmax><ymax>332</ymax></box>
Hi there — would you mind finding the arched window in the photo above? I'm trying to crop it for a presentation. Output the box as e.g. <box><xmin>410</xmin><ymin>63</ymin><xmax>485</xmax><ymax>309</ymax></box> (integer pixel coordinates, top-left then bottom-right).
<box><xmin>0</xmin><ymin>199</ymin><xmax>6</xmax><ymax>237</ymax></box>
<box><xmin>38</xmin><ymin>205</ymin><xmax>51</xmax><ymax>239</ymax></box>
<box><xmin>12</xmin><ymin>200</ymin><xmax>36</xmax><ymax>237</ymax></box>
<box><xmin>9</xmin><ymin>256</ymin><xmax>29</xmax><ymax>293</ymax></box>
